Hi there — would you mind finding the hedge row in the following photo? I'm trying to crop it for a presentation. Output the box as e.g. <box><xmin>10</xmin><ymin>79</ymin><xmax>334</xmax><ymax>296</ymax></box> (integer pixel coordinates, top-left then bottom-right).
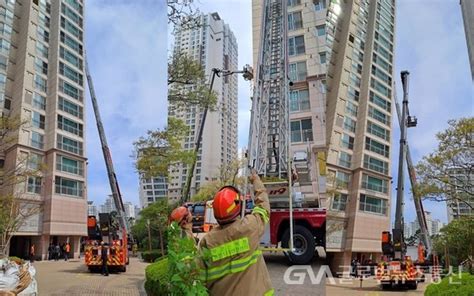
<box><xmin>425</xmin><ymin>272</ymin><xmax>474</xmax><ymax>296</ymax></box>
<box><xmin>145</xmin><ymin>257</ymin><xmax>169</xmax><ymax>296</ymax></box>
<box><xmin>141</xmin><ymin>250</ymin><xmax>163</xmax><ymax>263</ymax></box>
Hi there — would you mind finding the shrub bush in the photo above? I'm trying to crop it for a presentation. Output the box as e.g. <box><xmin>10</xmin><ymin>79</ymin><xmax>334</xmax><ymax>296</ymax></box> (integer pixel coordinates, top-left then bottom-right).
<box><xmin>141</xmin><ymin>250</ymin><xmax>163</xmax><ymax>263</ymax></box>
<box><xmin>425</xmin><ymin>272</ymin><xmax>474</xmax><ymax>296</ymax></box>
<box><xmin>145</xmin><ymin>257</ymin><xmax>169</xmax><ymax>296</ymax></box>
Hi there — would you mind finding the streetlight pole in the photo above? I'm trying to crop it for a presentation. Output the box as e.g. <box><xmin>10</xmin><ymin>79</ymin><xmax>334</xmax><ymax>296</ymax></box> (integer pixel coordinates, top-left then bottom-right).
<box><xmin>181</xmin><ymin>65</ymin><xmax>253</xmax><ymax>204</ymax></box>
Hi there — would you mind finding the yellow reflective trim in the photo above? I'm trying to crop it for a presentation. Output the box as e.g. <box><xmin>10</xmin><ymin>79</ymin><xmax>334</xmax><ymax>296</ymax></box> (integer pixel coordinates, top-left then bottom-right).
<box><xmin>264</xmin><ymin>289</ymin><xmax>275</xmax><ymax>296</ymax></box>
<box><xmin>210</xmin><ymin>237</ymin><xmax>250</xmax><ymax>262</ymax></box>
<box><xmin>226</xmin><ymin>202</ymin><xmax>236</xmax><ymax>214</ymax></box>
<box><xmin>206</xmin><ymin>250</ymin><xmax>262</xmax><ymax>281</ymax></box>
<box><xmin>252</xmin><ymin>206</ymin><xmax>269</xmax><ymax>224</ymax></box>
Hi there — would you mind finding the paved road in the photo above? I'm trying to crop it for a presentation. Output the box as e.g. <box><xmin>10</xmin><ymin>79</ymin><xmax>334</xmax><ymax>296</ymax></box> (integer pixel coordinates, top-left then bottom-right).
<box><xmin>265</xmin><ymin>254</ymin><xmax>325</xmax><ymax>296</ymax></box>
<box><xmin>34</xmin><ymin>257</ymin><xmax>147</xmax><ymax>296</ymax></box>
<box><xmin>326</xmin><ymin>277</ymin><xmax>428</xmax><ymax>296</ymax></box>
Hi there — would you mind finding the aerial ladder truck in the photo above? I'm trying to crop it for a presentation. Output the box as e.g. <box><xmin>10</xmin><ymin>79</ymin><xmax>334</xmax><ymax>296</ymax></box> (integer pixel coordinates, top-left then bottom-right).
<box><xmin>377</xmin><ymin>71</ymin><xmax>439</xmax><ymax>289</ymax></box>
<box><xmin>246</xmin><ymin>0</ymin><xmax>326</xmax><ymax>265</ymax></box>
<box><xmin>83</xmin><ymin>59</ymin><xmax>130</xmax><ymax>272</ymax></box>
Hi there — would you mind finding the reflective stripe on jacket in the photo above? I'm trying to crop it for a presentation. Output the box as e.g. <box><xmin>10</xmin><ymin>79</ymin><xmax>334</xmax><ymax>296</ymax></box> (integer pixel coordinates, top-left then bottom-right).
<box><xmin>198</xmin><ymin>177</ymin><xmax>273</xmax><ymax>296</ymax></box>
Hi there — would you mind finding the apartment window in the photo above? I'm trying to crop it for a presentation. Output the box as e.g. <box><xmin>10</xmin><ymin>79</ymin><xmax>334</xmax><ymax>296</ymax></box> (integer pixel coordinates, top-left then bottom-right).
<box><xmin>0</xmin><ymin>23</ymin><xmax>12</xmax><ymax>36</ymax></box>
<box><xmin>61</xmin><ymin>3</ymin><xmax>83</xmax><ymax>27</ymax></box>
<box><xmin>332</xmin><ymin>193</ymin><xmax>348</xmax><ymax>211</ymax></box>
<box><xmin>288</xmin><ymin>61</ymin><xmax>307</xmax><ymax>82</ymax></box>
<box><xmin>316</xmin><ymin>25</ymin><xmax>325</xmax><ymax>36</ymax></box>
<box><xmin>313</xmin><ymin>0</ymin><xmax>326</xmax><ymax>11</ymax></box>
<box><xmin>363</xmin><ymin>155</ymin><xmax>389</xmax><ymax>175</ymax></box>
<box><xmin>0</xmin><ymin>38</ymin><xmax>10</xmax><ymax>55</ymax></box>
<box><xmin>36</xmin><ymin>27</ymin><xmax>49</xmax><ymax>43</ymax></box>
<box><xmin>349</xmin><ymin>73</ymin><xmax>361</xmax><ymax>88</ymax></box>
<box><xmin>57</xmin><ymin>134</ymin><xmax>83</xmax><ymax>156</ymax></box>
<box><xmin>27</xmin><ymin>176</ymin><xmax>42</xmax><ymax>194</ymax></box>
<box><xmin>38</xmin><ymin>11</ymin><xmax>50</xmax><ymax>28</ymax></box>
<box><xmin>371</xmin><ymin>65</ymin><xmax>392</xmax><ymax>85</ymax></box>
<box><xmin>369</xmin><ymin>91</ymin><xmax>391</xmax><ymax>111</ymax></box>
<box><xmin>336</xmin><ymin>171</ymin><xmax>350</xmax><ymax>189</ymax></box>
<box><xmin>0</xmin><ymin>73</ymin><xmax>6</xmax><ymax>88</ymax></box>
<box><xmin>368</xmin><ymin>106</ymin><xmax>391</xmax><ymax>126</ymax></box>
<box><xmin>38</xmin><ymin>0</ymin><xmax>51</xmax><ymax>14</ymax></box>
<box><xmin>347</xmin><ymin>86</ymin><xmax>360</xmax><ymax>102</ymax></box>
<box><xmin>367</xmin><ymin>121</ymin><xmax>390</xmax><ymax>141</ymax></box>
<box><xmin>288</xmin><ymin>11</ymin><xmax>303</xmax><ymax>31</ymax></box>
<box><xmin>351</xmin><ymin>61</ymin><xmax>363</xmax><ymax>75</ymax></box>
<box><xmin>319</xmin><ymin>52</ymin><xmax>326</xmax><ymax>64</ymax></box>
<box><xmin>289</xmin><ymin>89</ymin><xmax>310</xmax><ymax>112</ymax></box>
<box><xmin>0</xmin><ymin>56</ymin><xmax>7</xmax><ymax>71</ymax></box>
<box><xmin>31</xmin><ymin>131</ymin><xmax>44</xmax><ymax>149</ymax></box>
<box><xmin>373</xmin><ymin>41</ymin><xmax>392</xmax><ymax>62</ymax></box>
<box><xmin>32</xmin><ymin>111</ymin><xmax>45</xmax><ymax>129</ymax></box>
<box><xmin>27</xmin><ymin>153</ymin><xmax>43</xmax><ymax>170</ymax></box>
<box><xmin>64</xmin><ymin>0</ymin><xmax>83</xmax><ymax>15</ymax></box>
<box><xmin>57</xmin><ymin>115</ymin><xmax>83</xmax><ymax>137</ymax></box>
<box><xmin>59</xmin><ymin>78</ymin><xmax>83</xmax><ymax>101</ymax></box>
<box><xmin>340</xmin><ymin>133</ymin><xmax>354</xmax><ymax>150</ymax></box>
<box><xmin>56</xmin><ymin>155</ymin><xmax>83</xmax><ymax>176</ymax></box>
<box><xmin>60</xmin><ymin>16</ymin><xmax>82</xmax><ymax>40</ymax></box>
<box><xmin>58</xmin><ymin>96</ymin><xmax>83</xmax><ymax>119</ymax></box>
<box><xmin>291</xmin><ymin>119</ymin><xmax>313</xmax><ymax>142</ymax></box>
<box><xmin>0</xmin><ymin>7</ymin><xmax>14</xmax><ymax>22</ymax></box>
<box><xmin>343</xmin><ymin>116</ymin><xmax>356</xmax><ymax>133</ymax></box>
<box><xmin>60</xmin><ymin>46</ymin><xmax>83</xmax><ymax>69</ymax></box>
<box><xmin>59</xmin><ymin>62</ymin><xmax>83</xmax><ymax>85</ymax></box>
<box><xmin>338</xmin><ymin>151</ymin><xmax>352</xmax><ymax>168</ymax></box>
<box><xmin>362</xmin><ymin>174</ymin><xmax>388</xmax><ymax>194</ymax></box>
<box><xmin>375</xmin><ymin>30</ymin><xmax>393</xmax><ymax>52</ymax></box>
<box><xmin>365</xmin><ymin>137</ymin><xmax>389</xmax><ymax>157</ymax></box>
<box><xmin>345</xmin><ymin>101</ymin><xmax>358</xmax><ymax>117</ymax></box>
<box><xmin>36</xmin><ymin>42</ymin><xmax>48</xmax><ymax>59</ymax></box>
<box><xmin>287</xmin><ymin>0</ymin><xmax>301</xmax><ymax>6</ymax></box>
<box><xmin>35</xmin><ymin>58</ymin><xmax>48</xmax><ymax>75</ymax></box>
<box><xmin>373</xmin><ymin>53</ymin><xmax>392</xmax><ymax>73</ymax></box>
<box><xmin>60</xmin><ymin>31</ymin><xmax>83</xmax><ymax>55</ymax></box>
<box><xmin>55</xmin><ymin>176</ymin><xmax>83</xmax><ymax>198</ymax></box>
<box><xmin>288</xmin><ymin>35</ymin><xmax>305</xmax><ymax>56</ymax></box>
<box><xmin>32</xmin><ymin>93</ymin><xmax>46</xmax><ymax>110</ymax></box>
<box><xmin>34</xmin><ymin>75</ymin><xmax>47</xmax><ymax>93</ymax></box>
<box><xmin>359</xmin><ymin>194</ymin><xmax>387</xmax><ymax>215</ymax></box>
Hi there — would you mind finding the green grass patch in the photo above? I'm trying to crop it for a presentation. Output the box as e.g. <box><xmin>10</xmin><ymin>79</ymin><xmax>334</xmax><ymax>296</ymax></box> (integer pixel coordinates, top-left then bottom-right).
<box><xmin>425</xmin><ymin>272</ymin><xmax>474</xmax><ymax>296</ymax></box>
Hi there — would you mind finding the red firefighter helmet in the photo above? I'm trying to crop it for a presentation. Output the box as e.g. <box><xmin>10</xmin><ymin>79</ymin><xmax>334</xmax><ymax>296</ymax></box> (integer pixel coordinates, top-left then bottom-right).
<box><xmin>170</xmin><ymin>206</ymin><xmax>189</xmax><ymax>225</ymax></box>
<box><xmin>213</xmin><ymin>186</ymin><xmax>241</xmax><ymax>224</ymax></box>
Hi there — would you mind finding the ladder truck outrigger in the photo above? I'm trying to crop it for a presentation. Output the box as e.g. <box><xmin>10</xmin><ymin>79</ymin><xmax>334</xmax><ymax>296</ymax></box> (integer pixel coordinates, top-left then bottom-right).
<box><xmin>83</xmin><ymin>59</ymin><xmax>130</xmax><ymax>272</ymax></box>
<box><xmin>376</xmin><ymin>71</ymin><xmax>439</xmax><ymax>289</ymax></box>
<box><xmin>246</xmin><ymin>0</ymin><xmax>325</xmax><ymax>265</ymax></box>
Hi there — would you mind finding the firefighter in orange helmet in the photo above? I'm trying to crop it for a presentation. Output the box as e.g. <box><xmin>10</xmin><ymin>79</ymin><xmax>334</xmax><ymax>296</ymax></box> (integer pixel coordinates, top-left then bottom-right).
<box><xmin>198</xmin><ymin>169</ymin><xmax>273</xmax><ymax>296</ymax></box>
<box><xmin>170</xmin><ymin>206</ymin><xmax>194</xmax><ymax>240</ymax></box>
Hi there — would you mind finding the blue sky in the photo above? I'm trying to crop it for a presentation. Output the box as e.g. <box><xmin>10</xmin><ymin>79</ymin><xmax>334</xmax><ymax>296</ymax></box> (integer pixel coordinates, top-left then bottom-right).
<box><xmin>85</xmin><ymin>0</ymin><xmax>472</xmax><ymax>225</ymax></box>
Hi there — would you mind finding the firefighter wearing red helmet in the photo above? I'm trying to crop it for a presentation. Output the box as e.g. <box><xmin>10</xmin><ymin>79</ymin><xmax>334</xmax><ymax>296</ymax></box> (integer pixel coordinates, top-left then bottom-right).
<box><xmin>170</xmin><ymin>206</ymin><xmax>194</xmax><ymax>240</ymax></box>
<box><xmin>198</xmin><ymin>169</ymin><xmax>273</xmax><ymax>296</ymax></box>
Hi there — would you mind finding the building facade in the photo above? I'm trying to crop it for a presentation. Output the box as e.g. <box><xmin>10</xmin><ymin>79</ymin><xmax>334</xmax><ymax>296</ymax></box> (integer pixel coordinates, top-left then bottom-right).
<box><xmin>325</xmin><ymin>0</ymin><xmax>395</xmax><ymax>270</ymax></box>
<box><xmin>460</xmin><ymin>0</ymin><xmax>474</xmax><ymax>80</ymax></box>
<box><xmin>138</xmin><ymin>175</ymin><xmax>167</xmax><ymax>208</ymax></box>
<box><xmin>87</xmin><ymin>201</ymin><xmax>98</xmax><ymax>218</ymax></box>
<box><xmin>168</xmin><ymin>12</ymin><xmax>238</xmax><ymax>202</ymax></box>
<box><xmin>0</xmin><ymin>0</ymin><xmax>86</xmax><ymax>260</ymax></box>
<box><xmin>446</xmin><ymin>168</ymin><xmax>473</xmax><ymax>222</ymax></box>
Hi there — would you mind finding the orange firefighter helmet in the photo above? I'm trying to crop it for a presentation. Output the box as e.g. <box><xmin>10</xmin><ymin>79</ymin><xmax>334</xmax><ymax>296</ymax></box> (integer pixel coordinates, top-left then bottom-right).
<box><xmin>170</xmin><ymin>206</ymin><xmax>189</xmax><ymax>225</ymax></box>
<box><xmin>213</xmin><ymin>186</ymin><xmax>241</xmax><ymax>224</ymax></box>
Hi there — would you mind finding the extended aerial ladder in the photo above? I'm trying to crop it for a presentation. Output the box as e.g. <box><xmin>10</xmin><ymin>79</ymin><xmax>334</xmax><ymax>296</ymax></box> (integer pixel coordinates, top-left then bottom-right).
<box><xmin>83</xmin><ymin>58</ymin><xmax>130</xmax><ymax>272</ymax></box>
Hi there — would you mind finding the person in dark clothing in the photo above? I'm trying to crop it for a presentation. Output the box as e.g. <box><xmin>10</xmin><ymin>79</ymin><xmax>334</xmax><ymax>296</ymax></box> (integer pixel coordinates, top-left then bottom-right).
<box><xmin>101</xmin><ymin>242</ymin><xmax>109</xmax><ymax>276</ymax></box>
<box><xmin>48</xmin><ymin>243</ymin><xmax>53</xmax><ymax>260</ymax></box>
<box><xmin>54</xmin><ymin>244</ymin><xmax>60</xmax><ymax>261</ymax></box>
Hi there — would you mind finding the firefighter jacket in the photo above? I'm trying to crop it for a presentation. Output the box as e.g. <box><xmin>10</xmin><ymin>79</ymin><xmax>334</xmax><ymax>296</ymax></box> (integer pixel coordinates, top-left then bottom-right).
<box><xmin>198</xmin><ymin>177</ymin><xmax>274</xmax><ymax>296</ymax></box>
<box><xmin>181</xmin><ymin>222</ymin><xmax>195</xmax><ymax>241</ymax></box>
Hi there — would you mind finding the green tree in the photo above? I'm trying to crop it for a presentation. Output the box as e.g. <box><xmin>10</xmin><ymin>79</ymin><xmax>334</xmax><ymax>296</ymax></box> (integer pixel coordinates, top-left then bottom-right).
<box><xmin>0</xmin><ymin>115</ymin><xmax>43</xmax><ymax>255</ymax></box>
<box><xmin>134</xmin><ymin>117</ymin><xmax>195</xmax><ymax>178</ymax></box>
<box><xmin>131</xmin><ymin>201</ymin><xmax>172</xmax><ymax>255</ymax></box>
<box><xmin>432</xmin><ymin>217</ymin><xmax>474</xmax><ymax>269</ymax></box>
<box><xmin>415</xmin><ymin>117</ymin><xmax>473</xmax><ymax>209</ymax></box>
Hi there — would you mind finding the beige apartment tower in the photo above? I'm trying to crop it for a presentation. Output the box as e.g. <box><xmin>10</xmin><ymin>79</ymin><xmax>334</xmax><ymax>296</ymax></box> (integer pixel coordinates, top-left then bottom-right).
<box><xmin>325</xmin><ymin>0</ymin><xmax>395</xmax><ymax>271</ymax></box>
<box><xmin>0</xmin><ymin>0</ymin><xmax>86</xmax><ymax>259</ymax></box>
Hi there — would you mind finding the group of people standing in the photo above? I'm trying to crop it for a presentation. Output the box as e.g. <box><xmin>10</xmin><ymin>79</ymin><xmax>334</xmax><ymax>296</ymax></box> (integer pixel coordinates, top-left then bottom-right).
<box><xmin>47</xmin><ymin>243</ymin><xmax>71</xmax><ymax>261</ymax></box>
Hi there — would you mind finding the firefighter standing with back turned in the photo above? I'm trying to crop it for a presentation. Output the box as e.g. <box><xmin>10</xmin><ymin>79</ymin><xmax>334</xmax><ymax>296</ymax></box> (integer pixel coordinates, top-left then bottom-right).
<box><xmin>170</xmin><ymin>206</ymin><xmax>194</xmax><ymax>240</ymax></box>
<box><xmin>198</xmin><ymin>169</ymin><xmax>273</xmax><ymax>296</ymax></box>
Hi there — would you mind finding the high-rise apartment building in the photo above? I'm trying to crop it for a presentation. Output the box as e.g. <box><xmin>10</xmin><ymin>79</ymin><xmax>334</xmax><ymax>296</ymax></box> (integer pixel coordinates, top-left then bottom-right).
<box><xmin>325</xmin><ymin>0</ymin><xmax>395</xmax><ymax>270</ymax></box>
<box><xmin>0</xmin><ymin>0</ymin><xmax>86</xmax><ymax>259</ymax></box>
<box><xmin>460</xmin><ymin>0</ymin><xmax>474</xmax><ymax>80</ymax></box>
<box><xmin>138</xmin><ymin>175</ymin><xmax>167</xmax><ymax>208</ymax></box>
<box><xmin>251</xmin><ymin>0</ymin><xmax>328</xmax><ymax>206</ymax></box>
<box><xmin>168</xmin><ymin>12</ymin><xmax>238</xmax><ymax>201</ymax></box>
<box><xmin>446</xmin><ymin>167</ymin><xmax>473</xmax><ymax>222</ymax></box>
<box><xmin>87</xmin><ymin>201</ymin><xmax>98</xmax><ymax>218</ymax></box>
